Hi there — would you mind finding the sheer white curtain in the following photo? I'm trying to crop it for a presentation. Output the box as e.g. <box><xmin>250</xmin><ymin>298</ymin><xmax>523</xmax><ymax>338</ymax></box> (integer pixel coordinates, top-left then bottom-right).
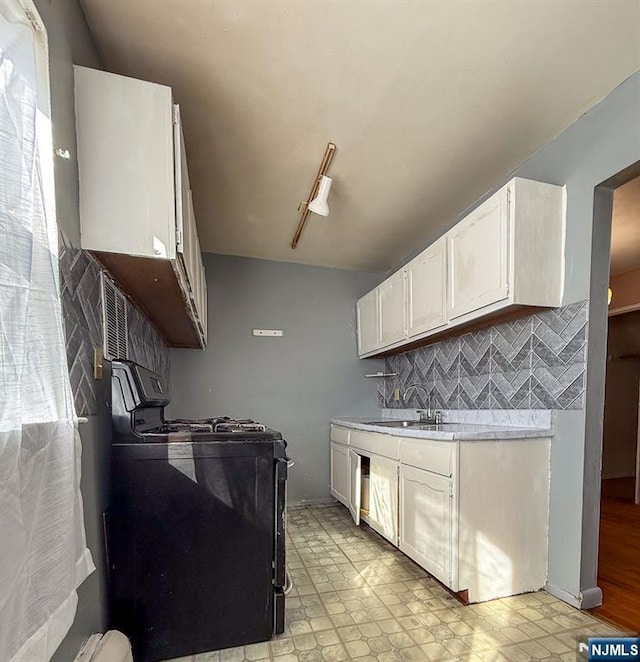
<box><xmin>0</xmin><ymin>2</ymin><xmax>94</xmax><ymax>661</ymax></box>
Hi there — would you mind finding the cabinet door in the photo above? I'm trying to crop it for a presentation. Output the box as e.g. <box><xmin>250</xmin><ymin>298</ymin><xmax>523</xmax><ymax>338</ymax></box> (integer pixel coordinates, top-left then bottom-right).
<box><xmin>448</xmin><ymin>188</ymin><xmax>509</xmax><ymax>319</ymax></box>
<box><xmin>399</xmin><ymin>465</ymin><xmax>453</xmax><ymax>587</ymax></box>
<box><xmin>174</xmin><ymin>107</ymin><xmax>200</xmax><ymax>299</ymax></box>
<box><xmin>330</xmin><ymin>443</ymin><xmax>349</xmax><ymax>507</ymax></box>
<box><xmin>368</xmin><ymin>455</ymin><xmax>398</xmax><ymax>545</ymax></box>
<box><xmin>379</xmin><ymin>271</ymin><xmax>407</xmax><ymax>347</ymax></box>
<box><xmin>74</xmin><ymin>66</ymin><xmax>175</xmax><ymax>259</ymax></box>
<box><xmin>407</xmin><ymin>238</ymin><xmax>447</xmax><ymax>337</ymax></box>
<box><xmin>198</xmin><ymin>260</ymin><xmax>208</xmax><ymax>343</ymax></box>
<box><xmin>348</xmin><ymin>449</ymin><xmax>362</xmax><ymax>525</ymax></box>
<box><xmin>356</xmin><ymin>289</ymin><xmax>380</xmax><ymax>356</ymax></box>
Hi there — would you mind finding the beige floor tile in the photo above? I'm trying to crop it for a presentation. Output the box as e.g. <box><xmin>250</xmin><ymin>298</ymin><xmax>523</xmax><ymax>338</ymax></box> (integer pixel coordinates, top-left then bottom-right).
<box><xmin>420</xmin><ymin>641</ymin><xmax>450</xmax><ymax>661</ymax></box>
<box><xmin>336</xmin><ymin>625</ymin><xmax>363</xmax><ymax>642</ymax></box>
<box><xmin>271</xmin><ymin>638</ymin><xmax>296</xmax><ymax>656</ymax></box>
<box><xmin>292</xmin><ymin>634</ymin><xmax>318</xmax><ymax>651</ymax></box>
<box><xmin>219</xmin><ymin>648</ymin><xmax>244</xmax><ymax>662</ymax></box>
<box><xmin>315</xmin><ymin>630</ymin><xmax>341</xmax><ymax>647</ymax></box>
<box><xmin>535</xmin><ymin>635</ymin><xmax>572</xmax><ymax>654</ymax></box>
<box><xmin>244</xmin><ymin>642</ymin><xmax>270</xmax><ymax>660</ymax></box>
<box><xmin>388</xmin><ymin>630</ymin><xmax>416</xmax><ymax>648</ymax></box>
<box><xmin>442</xmin><ymin>636</ymin><xmax>472</xmax><ymax>656</ymax></box>
<box><xmin>517</xmin><ymin>638</ymin><xmax>556</xmax><ymax>659</ymax></box>
<box><xmin>358</xmin><ymin>622</ymin><xmax>384</xmax><ymax>638</ymax></box>
<box><xmin>162</xmin><ymin>503</ymin><xmax>626</xmax><ymax>662</ymax></box>
<box><xmin>377</xmin><ymin>652</ymin><xmax>404</xmax><ymax>662</ymax></box>
<box><xmin>330</xmin><ymin>613</ymin><xmax>356</xmax><ymax>628</ymax></box>
<box><xmin>378</xmin><ymin>619</ymin><xmax>404</xmax><ymax>635</ymax></box>
<box><xmin>398</xmin><ymin>645</ymin><xmax>429</xmax><ymax>661</ymax></box>
<box><xmin>408</xmin><ymin>627</ymin><xmax>436</xmax><ymax>645</ymax></box>
<box><xmin>344</xmin><ymin>639</ymin><xmax>372</xmax><ymax>658</ymax></box>
<box><xmin>194</xmin><ymin>653</ymin><xmax>219</xmax><ymax>662</ymax></box>
<box><xmin>319</xmin><ymin>642</ymin><xmax>348</xmax><ymax>661</ymax></box>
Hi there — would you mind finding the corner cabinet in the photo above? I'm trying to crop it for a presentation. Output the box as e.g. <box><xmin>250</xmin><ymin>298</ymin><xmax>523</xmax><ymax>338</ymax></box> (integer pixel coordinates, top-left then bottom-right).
<box><xmin>74</xmin><ymin>66</ymin><xmax>207</xmax><ymax>348</ymax></box>
<box><xmin>448</xmin><ymin>178</ymin><xmax>563</xmax><ymax>323</ymax></box>
<box><xmin>356</xmin><ymin>177</ymin><xmax>564</xmax><ymax>357</ymax></box>
<box><xmin>448</xmin><ymin>188</ymin><xmax>509</xmax><ymax>319</ymax></box>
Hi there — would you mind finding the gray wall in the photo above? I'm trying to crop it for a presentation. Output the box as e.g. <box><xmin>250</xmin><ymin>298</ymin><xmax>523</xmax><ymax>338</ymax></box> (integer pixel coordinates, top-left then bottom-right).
<box><xmin>32</xmin><ymin>1</ymin><xmax>107</xmax><ymax>659</ymax></box>
<box><xmin>517</xmin><ymin>74</ymin><xmax>639</xmax><ymax>606</ymax></box>
<box><xmin>602</xmin><ymin>311</ymin><xmax>640</xmax><ymax>479</ymax></box>
<box><xmin>36</xmin><ymin>0</ymin><xmax>100</xmax><ymax>245</ymax></box>
<box><xmin>169</xmin><ymin>254</ymin><xmax>383</xmax><ymax>504</ymax></box>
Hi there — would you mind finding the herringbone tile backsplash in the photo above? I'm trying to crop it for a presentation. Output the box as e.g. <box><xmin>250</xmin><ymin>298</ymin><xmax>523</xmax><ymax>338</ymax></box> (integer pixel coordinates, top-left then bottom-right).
<box><xmin>59</xmin><ymin>230</ymin><xmax>169</xmax><ymax>417</ymax></box>
<box><xmin>380</xmin><ymin>301</ymin><xmax>588</xmax><ymax>410</ymax></box>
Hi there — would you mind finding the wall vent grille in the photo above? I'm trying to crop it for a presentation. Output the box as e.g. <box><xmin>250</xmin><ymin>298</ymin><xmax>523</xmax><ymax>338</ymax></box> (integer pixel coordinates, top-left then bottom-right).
<box><xmin>101</xmin><ymin>271</ymin><xmax>128</xmax><ymax>360</ymax></box>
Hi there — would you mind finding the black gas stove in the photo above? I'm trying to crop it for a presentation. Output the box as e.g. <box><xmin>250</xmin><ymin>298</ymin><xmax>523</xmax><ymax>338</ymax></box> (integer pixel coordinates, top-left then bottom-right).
<box><xmin>107</xmin><ymin>360</ymin><xmax>288</xmax><ymax>662</ymax></box>
<box><xmin>111</xmin><ymin>360</ymin><xmax>282</xmax><ymax>444</ymax></box>
<box><xmin>142</xmin><ymin>417</ymin><xmax>275</xmax><ymax>441</ymax></box>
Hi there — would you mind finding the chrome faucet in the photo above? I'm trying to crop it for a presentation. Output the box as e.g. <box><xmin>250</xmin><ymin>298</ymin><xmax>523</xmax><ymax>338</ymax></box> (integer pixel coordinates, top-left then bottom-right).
<box><xmin>402</xmin><ymin>383</ymin><xmax>441</xmax><ymax>424</ymax></box>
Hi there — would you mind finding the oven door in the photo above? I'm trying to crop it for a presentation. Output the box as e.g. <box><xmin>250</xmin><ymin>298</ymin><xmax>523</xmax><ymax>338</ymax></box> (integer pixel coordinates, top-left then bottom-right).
<box><xmin>273</xmin><ymin>454</ymin><xmax>289</xmax><ymax>633</ymax></box>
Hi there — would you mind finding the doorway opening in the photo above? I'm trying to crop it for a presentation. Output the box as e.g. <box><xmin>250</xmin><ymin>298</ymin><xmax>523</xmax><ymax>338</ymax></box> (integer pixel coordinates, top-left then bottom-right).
<box><xmin>592</xmin><ymin>173</ymin><xmax>640</xmax><ymax>634</ymax></box>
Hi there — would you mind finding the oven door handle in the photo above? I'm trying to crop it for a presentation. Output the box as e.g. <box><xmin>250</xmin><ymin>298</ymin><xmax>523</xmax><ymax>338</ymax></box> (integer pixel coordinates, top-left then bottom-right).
<box><xmin>273</xmin><ymin>457</ymin><xmax>288</xmax><ymax>590</ymax></box>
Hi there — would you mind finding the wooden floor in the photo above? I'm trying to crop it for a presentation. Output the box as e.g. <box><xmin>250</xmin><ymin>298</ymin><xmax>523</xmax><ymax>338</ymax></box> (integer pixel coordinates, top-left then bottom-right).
<box><xmin>591</xmin><ymin>480</ymin><xmax>640</xmax><ymax>634</ymax></box>
<box><xmin>600</xmin><ymin>477</ymin><xmax>636</xmax><ymax>501</ymax></box>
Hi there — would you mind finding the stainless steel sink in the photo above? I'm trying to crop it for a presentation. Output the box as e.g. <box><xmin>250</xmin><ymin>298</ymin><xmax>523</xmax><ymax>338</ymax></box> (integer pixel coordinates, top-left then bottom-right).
<box><xmin>365</xmin><ymin>420</ymin><xmax>446</xmax><ymax>429</ymax></box>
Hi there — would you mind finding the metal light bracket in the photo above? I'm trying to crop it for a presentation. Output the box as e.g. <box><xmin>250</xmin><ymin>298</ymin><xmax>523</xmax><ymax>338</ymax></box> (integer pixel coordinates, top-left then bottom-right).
<box><xmin>291</xmin><ymin>142</ymin><xmax>336</xmax><ymax>249</ymax></box>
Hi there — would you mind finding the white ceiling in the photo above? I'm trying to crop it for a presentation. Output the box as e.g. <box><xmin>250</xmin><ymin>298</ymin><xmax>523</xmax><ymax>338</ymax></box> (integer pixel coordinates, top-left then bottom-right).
<box><xmin>81</xmin><ymin>0</ymin><xmax>640</xmax><ymax>273</ymax></box>
<box><xmin>611</xmin><ymin>176</ymin><xmax>640</xmax><ymax>276</ymax></box>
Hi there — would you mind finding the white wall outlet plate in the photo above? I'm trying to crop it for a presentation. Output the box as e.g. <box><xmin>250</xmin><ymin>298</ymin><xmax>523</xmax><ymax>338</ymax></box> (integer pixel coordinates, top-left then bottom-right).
<box><xmin>252</xmin><ymin>329</ymin><xmax>284</xmax><ymax>337</ymax></box>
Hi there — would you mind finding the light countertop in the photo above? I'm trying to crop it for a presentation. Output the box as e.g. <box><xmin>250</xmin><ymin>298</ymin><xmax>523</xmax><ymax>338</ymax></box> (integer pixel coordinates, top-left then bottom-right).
<box><xmin>331</xmin><ymin>416</ymin><xmax>553</xmax><ymax>441</ymax></box>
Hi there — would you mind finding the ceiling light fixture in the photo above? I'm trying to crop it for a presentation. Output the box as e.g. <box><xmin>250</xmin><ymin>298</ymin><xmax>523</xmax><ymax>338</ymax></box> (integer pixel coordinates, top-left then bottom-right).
<box><xmin>308</xmin><ymin>176</ymin><xmax>332</xmax><ymax>216</ymax></box>
<box><xmin>291</xmin><ymin>142</ymin><xmax>336</xmax><ymax>249</ymax></box>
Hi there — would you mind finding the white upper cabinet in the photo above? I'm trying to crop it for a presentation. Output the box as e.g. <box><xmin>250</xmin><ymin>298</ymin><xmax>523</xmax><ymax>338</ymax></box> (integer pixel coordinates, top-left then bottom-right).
<box><xmin>448</xmin><ymin>188</ymin><xmax>509</xmax><ymax>319</ymax></box>
<box><xmin>448</xmin><ymin>178</ymin><xmax>563</xmax><ymax>322</ymax></box>
<box><xmin>74</xmin><ymin>66</ymin><xmax>207</xmax><ymax>349</ymax></box>
<box><xmin>356</xmin><ymin>289</ymin><xmax>381</xmax><ymax>356</ymax></box>
<box><xmin>75</xmin><ymin>66</ymin><xmax>176</xmax><ymax>260</ymax></box>
<box><xmin>356</xmin><ymin>177</ymin><xmax>564</xmax><ymax>358</ymax></box>
<box><xmin>407</xmin><ymin>237</ymin><xmax>448</xmax><ymax>337</ymax></box>
<box><xmin>379</xmin><ymin>270</ymin><xmax>407</xmax><ymax>348</ymax></box>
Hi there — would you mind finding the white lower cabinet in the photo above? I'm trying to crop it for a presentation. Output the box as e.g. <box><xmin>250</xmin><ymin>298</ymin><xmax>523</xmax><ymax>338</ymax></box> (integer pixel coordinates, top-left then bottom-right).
<box><xmin>348</xmin><ymin>449</ymin><xmax>362</xmax><ymax>526</ymax></box>
<box><xmin>330</xmin><ymin>442</ymin><xmax>349</xmax><ymax>507</ymax></box>
<box><xmin>348</xmin><ymin>431</ymin><xmax>401</xmax><ymax>545</ymax></box>
<box><xmin>330</xmin><ymin>424</ymin><xmax>550</xmax><ymax>603</ymax></box>
<box><xmin>399</xmin><ymin>465</ymin><xmax>455</xmax><ymax>589</ymax></box>
<box><xmin>368</xmin><ymin>455</ymin><xmax>399</xmax><ymax>545</ymax></box>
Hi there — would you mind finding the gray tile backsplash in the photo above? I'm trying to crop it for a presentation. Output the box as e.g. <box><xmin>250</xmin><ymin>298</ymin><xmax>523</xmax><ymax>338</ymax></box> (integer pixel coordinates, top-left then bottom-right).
<box><xmin>59</xmin><ymin>230</ymin><xmax>169</xmax><ymax>417</ymax></box>
<box><xmin>380</xmin><ymin>301</ymin><xmax>588</xmax><ymax>410</ymax></box>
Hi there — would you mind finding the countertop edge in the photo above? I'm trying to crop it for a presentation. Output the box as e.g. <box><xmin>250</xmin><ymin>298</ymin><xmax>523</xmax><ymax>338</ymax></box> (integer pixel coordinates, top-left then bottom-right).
<box><xmin>330</xmin><ymin>418</ymin><xmax>553</xmax><ymax>441</ymax></box>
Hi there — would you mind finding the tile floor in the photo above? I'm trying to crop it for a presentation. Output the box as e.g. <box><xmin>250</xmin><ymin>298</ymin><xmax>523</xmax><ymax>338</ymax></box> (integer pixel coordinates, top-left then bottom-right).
<box><xmin>166</xmin><ymin>503</ymin><xmax>623</xmax><ymax>662</ymax></box>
